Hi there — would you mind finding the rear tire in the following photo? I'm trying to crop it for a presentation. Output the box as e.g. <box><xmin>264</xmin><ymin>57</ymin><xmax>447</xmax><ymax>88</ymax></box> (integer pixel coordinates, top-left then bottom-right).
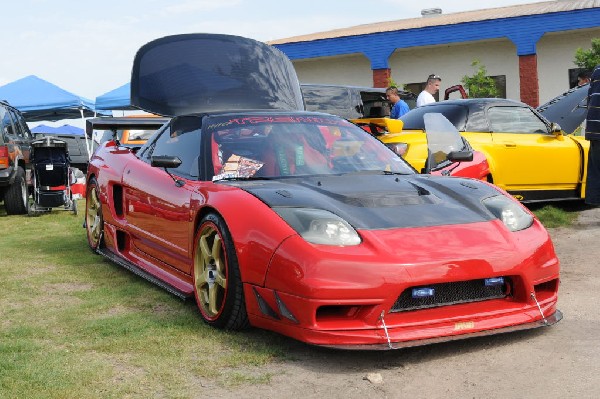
<box><xmin>85</xmin><ymin>177</ymin><xmax>104</xmax><ymax>250</ymax></box>
<box><xmin>193</xmin><ymin>213</ymin><xmax>248</xmax><ymax>330</ymax></box>
<box><xmin>4</xmin><ymin>167</ymin><xmax>29</xmax><ymax>215</ymax></box>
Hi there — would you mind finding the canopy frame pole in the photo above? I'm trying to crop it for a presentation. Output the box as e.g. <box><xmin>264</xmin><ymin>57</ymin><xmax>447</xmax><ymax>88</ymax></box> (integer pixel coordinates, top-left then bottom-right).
<box><xmin>81</xmin><ymin>108</ymin><xmax>92</xmax><ymax>161</ymax></box>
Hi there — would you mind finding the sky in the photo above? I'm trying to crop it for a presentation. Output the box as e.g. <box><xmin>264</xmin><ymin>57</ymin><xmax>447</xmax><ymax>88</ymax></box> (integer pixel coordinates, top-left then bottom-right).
<box><xmin>1</xmin><ymin>0</ymin><xmax>552</xmax><ymax>125</ymax></box>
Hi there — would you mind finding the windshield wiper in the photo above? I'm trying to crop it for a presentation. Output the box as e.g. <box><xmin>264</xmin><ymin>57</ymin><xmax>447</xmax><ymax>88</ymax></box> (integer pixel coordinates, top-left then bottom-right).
<box><xmin>381</xmin><ymin>170</ymin><xmax>413</xmax><ymax>175</ymax></box>
<box><xmin>213</xmin><ymin>176</ymin><xmax>273</xmax><ymax>182</ymax></box>
<box><xmin>334</xmin><ymin>170</ymin><xmax>412</xmax><ymax>177</ymax></box>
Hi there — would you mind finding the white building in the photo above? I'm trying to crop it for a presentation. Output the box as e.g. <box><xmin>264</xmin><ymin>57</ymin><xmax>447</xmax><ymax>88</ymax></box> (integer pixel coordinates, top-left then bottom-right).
<box><xmin>270</xmin><ymin>0</ymin><xmax>600</xmax><ymax>107</ymax></box>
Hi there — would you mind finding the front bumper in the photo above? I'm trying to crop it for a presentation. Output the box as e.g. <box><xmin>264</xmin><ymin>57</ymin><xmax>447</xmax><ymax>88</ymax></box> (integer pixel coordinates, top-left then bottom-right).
<box><xmin>246</xmin><ymin>282</ymin><xmax>560</xmax><ymax>349</ymax></box>
<box><xmin>245</xmin><ymin>219</ymin><xmax>561</xmax><ymax>349</ymax></box>
<box><xmin>0</xmin><ymin>165</ymin><xmax>16</xmax><ymax>187</ymax></box>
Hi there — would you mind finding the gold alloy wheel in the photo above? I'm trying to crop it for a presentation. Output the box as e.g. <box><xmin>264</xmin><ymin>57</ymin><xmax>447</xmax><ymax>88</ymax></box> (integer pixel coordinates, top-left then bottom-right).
<box><xmin>194</xmin><ymin>223</ymin><xmax>228</xmax><ymax>319</ymax></box>
<box><xmin>86</xmin><ymin>185</ymin><xmax>103</xmax><ymax>248</ymax></box>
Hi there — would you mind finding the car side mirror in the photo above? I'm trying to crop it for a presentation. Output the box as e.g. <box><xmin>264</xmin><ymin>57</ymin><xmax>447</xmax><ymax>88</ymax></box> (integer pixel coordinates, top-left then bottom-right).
<box><xmin>550</xmin><ymin>122</ymin><xmax>563</xmax><ymax>136</ymax></box>
<box><xmin>447</xmin><ymin>150</ymin><xmax>473</xmax><ymax>163</ymax></box>
<box><xmin>151</xmin><ymin>155</ymin><xmax>182</xmax><ymax>168</ymax></box>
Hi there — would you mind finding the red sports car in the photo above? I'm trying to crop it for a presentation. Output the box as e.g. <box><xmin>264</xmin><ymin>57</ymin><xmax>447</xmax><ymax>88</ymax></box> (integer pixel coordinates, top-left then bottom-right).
<box><xmin>85</xmin><ymin>33</ymin><xmax>561</xmax><ymax>349</ymax></box>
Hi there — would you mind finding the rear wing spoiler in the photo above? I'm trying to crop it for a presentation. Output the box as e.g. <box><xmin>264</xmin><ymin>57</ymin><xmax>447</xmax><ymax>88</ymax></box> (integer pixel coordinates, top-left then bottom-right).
<box><xmin>85</xmin><ymin>117</ymin><xmax>170</xmax><ymax>138</ymax></box>
<box><xmin>349</xmin><ymin>117</ymin><xmax>404</xmax><ymax>136</ymax></box>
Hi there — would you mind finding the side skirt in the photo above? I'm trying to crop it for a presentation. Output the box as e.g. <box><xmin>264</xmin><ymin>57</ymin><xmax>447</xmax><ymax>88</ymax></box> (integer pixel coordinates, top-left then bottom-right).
<box><xmin>97</xmin><ymin>247</ymin><xmax>192</xmax><ymax>300</ymax></box>
<box><xmin>508</xmin><ymin>189</ymin><xmax>581</xmax><ymax>203</ymax></box>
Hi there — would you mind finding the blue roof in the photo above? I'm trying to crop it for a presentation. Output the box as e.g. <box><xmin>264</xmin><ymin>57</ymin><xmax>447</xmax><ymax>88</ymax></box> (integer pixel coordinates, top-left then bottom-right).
<box><xmin>273</xmin><ymin>6</ymin><xmax>600</xmax><ymax>70</ymax></box>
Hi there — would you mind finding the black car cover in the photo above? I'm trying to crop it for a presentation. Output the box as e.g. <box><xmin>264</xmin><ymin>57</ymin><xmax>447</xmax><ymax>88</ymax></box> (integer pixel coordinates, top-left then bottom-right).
<box><xmin>130</xmin><ymin>34</ymin><xmax>304</xmax><ymax>117</ymax></box>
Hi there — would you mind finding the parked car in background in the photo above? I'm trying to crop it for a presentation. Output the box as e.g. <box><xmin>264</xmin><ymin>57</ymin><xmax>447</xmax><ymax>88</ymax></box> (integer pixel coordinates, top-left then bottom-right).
<box><xmin>300</xmin><ymin>84</ymin><xmax>487</xmax><ymax>179</ymax></box>
<box><xmin>380</xmin><ymin>98</ymin><xmax>590</xmax><ymax>202</ymax></box>
<box><xmin>301</xmin><ymin>84</ymin><xmax>416</xmax><ymax>119</ymax></box>
<box><xmin>0</xmin><ymin>100</ymin><xmax>33</xmax><ymax>214</ymax></box>
<box><xmin>85</xmin><ymin>33</ymin><xmax>561</xmax><ymax>349</ymax></box>
<box><xmin>357</xmin><ymin>116</ymin><xmax>489</xmax><ymax>179</ymax></box>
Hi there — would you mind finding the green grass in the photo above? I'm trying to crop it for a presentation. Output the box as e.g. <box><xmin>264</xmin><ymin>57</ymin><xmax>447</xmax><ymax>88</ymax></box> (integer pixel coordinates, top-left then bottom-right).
<box><xmin>527</xmin><ymin>200</ymin><xmax>586</xmax><ymax>228</ymax></box>
<box><xmin>0</xmin><ymin>197</ymin><xmax>585</xmax><ymax>397</ymax></box>
<box><xmin>0</xmin><ymin>201</ymin><xmax>291</xmax><ymax>399</ymax></box>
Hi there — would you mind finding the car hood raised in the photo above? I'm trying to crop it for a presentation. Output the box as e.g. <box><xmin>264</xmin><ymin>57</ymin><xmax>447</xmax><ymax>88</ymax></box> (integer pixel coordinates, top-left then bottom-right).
<box><xmin>222</xmin><ymin>174</ymin><xmax>499</xmax><ymax>230</ymax></box>
<box><xmin>537</xmin><ymin>84</ymin><xmax>588</xmax><ymax>135</ymax></box>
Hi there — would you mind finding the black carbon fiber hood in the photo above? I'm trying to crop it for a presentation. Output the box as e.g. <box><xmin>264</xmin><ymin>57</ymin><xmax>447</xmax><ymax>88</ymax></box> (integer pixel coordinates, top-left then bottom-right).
<box><xmin>222</xmin><ymin>173</ymin><xmax>500</xmax><ymax>229</ymax></box>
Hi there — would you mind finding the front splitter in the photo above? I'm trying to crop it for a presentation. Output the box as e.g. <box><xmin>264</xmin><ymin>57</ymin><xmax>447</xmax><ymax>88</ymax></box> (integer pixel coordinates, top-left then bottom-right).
<box><xmin>319</xmin><ymin>309</ymin><xmax>563</xmax><ymax>350</ymax></box>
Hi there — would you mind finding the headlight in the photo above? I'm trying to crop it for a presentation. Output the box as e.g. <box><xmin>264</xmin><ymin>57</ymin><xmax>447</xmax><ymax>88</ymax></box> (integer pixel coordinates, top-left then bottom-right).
<box><xmin>482</xmin><ymin>195</ymin><xmax>533</xmax><ymax>232</ymax></box>
<box><xmin>273</xmin><ymin>207</ymin><xmax>361</xmax><ymax>246</ymax></box>
<box><xmin>386</xmin><ymin>142</ymin><xmax>408</xmax><ymax>157</ymax></box>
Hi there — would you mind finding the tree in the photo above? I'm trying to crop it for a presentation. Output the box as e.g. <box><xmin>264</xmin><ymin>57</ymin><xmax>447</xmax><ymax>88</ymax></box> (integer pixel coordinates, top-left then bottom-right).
<box><xmin>574</xmin><ymin>38</ymin><xmax>600</xmax><ymax>71</ymax></box>
<box><xmin>387</xmin><ymin>77</ymin><xmax>404</xmax><ymax>90</ymax></box>
<box><xmin>461</xmin><ymin>60</ymin><xmax>499</xmax><ymax>98</ymax></box>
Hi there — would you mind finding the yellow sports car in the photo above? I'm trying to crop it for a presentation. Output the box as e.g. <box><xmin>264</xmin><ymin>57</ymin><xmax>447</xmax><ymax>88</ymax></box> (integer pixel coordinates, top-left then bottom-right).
<box><xmin>380</xmin><ymin>95</ymin><xmax>589</xmax><ymax>202</ymax></box>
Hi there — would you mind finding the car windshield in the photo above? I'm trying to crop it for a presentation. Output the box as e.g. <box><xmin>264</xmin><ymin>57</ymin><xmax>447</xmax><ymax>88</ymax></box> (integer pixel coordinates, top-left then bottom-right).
<box><xmin>401</xmin><ymin>104</ymin><xmax>468</xmax><ymax>131</ymax></box>
<box><xmin>487</xmin><ymin>106</ymin><xmax>548</xmax><ymax>133</ymax></box>
<box><xmin>301</xmin><ymin>85</ymin><xmax>393</xmax><ymax>119</ymax></box>
<box><xmin>206</xmin><ymin>114</ymin><xmax>415</xmax><ymax>180</ymax></box>
<box><xmin>302</xmin><ymin>85</ymin><xmax>358</xmax><ymax>119</ymax></box>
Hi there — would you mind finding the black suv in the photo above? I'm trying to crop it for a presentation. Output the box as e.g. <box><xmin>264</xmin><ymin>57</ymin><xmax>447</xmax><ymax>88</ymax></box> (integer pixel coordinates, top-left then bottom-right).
<box><xmin>0</xmin><ymin>100</ymin><xmax>33</xmax><ymax>214</ymax></box>
<box><xmin>301</xmin><ymin>84</ymin><xmax>416</xmax><ymax>119</ymax></box>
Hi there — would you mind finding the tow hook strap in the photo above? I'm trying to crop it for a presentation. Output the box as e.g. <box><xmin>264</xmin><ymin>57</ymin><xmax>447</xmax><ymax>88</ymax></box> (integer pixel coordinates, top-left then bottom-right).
<box><xmin>379</xmin><ymin>311</ymin><xmax>393</xmax><ymax>349</ymax></box>
<box><xmin>530</xmin><ymin>292</ymin><xmax>548</xmax><ymax>325</ymax></box>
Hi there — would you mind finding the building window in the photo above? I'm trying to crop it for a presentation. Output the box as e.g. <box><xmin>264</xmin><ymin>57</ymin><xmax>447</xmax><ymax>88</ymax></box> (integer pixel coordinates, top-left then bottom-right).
<box><xmin>406</xmin><ymin>75</ymin><xmax>505</xmax><ymax>100</ymax></box>
<box><xmin>490</xmin><ymin>75</ymin><xmax>506</xmax><ymax>99</ymax></box>
<box><xmin>569</xmin><ymin>68</ymin><xmax>589</xmax><ymax>88</ymax></box>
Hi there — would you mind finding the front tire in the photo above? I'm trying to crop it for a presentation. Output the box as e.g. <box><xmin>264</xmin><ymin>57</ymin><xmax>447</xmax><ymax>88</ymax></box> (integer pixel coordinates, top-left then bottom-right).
<box><xmin>193</xmin><ymin>213</ymin><xmax>248</xmax><ymax>330</ymax></box>
<box><xmin>4</xmin><ymin>166</ymin><xmax>29</xmax><ymax>215</ymax></box>
<box><xmin>85</xmin><ymin>177</ymin><xmax>104</xmax><ymax>250</ymax></box>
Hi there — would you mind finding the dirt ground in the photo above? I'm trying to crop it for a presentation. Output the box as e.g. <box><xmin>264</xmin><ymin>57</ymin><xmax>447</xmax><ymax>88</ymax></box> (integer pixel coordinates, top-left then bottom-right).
<box><xmin>215</xmin><ymin>205</ymin><xmax>600</xmax><ymax>399</ymax></box>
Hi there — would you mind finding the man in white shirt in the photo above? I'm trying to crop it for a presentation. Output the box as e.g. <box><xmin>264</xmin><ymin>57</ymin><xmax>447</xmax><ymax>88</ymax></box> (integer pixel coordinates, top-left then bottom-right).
<box><xmin>416</xmin><ymin>74</ymin><xmax>442</xmax><ymax>107</ymax></box>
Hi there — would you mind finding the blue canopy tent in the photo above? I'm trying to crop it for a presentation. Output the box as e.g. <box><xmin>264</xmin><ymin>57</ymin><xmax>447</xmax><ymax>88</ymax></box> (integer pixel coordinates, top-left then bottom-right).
<box><xmin>94</xmin><ymin>83</ymin><xmax>135</xmax><ymax>111</ymax></box>
<box><xmin>0</xmin><ymin>75</ymin><xmax>99</xmax><ymax>121</ymax></box>
<box><xmin>31</xmin><ymin>124</ymin><xmax>84</xmax><ymax>135</ymax></box>
<box><xmin>0</xmin><ymin>75</ymin><xmax>106</xmax><ymax>159</ymax></box>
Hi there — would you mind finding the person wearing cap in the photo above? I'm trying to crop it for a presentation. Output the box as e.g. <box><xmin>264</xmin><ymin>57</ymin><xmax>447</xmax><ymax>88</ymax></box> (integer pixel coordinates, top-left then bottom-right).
<box><xmin>386</xmin><ymin>86</ymin><xmax>410</xmax><ymax>119</ymax></box>
<box><xmin>416</xmin><ymin>74</ymin><xmax>442</xmax><ymax>107</ymax></box>
<box><xmin>585</xmin><ymin>65</ymin><xmax>600</xmax><ymax>205</ymax></box>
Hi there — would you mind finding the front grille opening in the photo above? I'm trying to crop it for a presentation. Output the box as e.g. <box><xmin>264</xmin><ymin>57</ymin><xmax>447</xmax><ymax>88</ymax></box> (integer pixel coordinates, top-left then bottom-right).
<box><xmin>391</xmin><ymin>277</ymin><xmax>512</xmax><ymax>313</ymax></box>
<box><xmin>316</xmin><ymin>305</ymin><xmax>361</xmax><ymax>322</ymax></box>
<box><xmin>533</xmin><ymin>279</ymin><xmax>559</xmax><ymax>301</ymax></box>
